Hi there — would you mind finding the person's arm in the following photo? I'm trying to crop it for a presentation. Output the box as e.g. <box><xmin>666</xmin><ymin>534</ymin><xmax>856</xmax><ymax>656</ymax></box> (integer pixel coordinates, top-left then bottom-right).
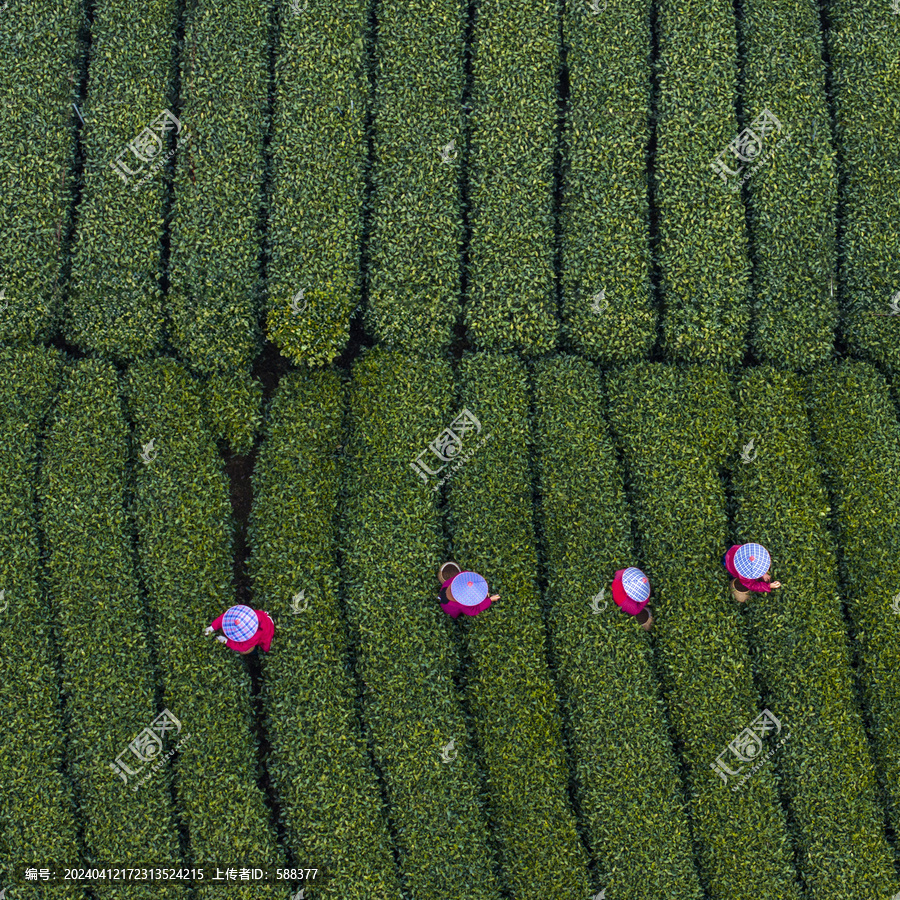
<box><xmin>210</xmin><ymin>613</ymin><xmax>224</xmax><ymax>631</ymax></box>
<box><xmin>259</xmin><ymin>612</ymin><xmax>274</xmax><ymax>652</ymax></box>
<box><xmin>741</xmin><ymin>577</ymin><xmax>772</xmax><ymax>593</ymax></box>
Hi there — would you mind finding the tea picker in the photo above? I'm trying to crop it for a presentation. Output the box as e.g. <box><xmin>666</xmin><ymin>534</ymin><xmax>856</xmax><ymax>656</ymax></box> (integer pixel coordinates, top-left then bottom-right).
<box><xmin>611</xmin><ymin>566</ymin><xmax>654</xmax><ymax>630</ymax></box>
<box><xmin>722</xmin><ymin>542</ymin><xmax>782</xmax><ymax>602</ymax></box>
<box><xmin>205</xmin><ymin>604</ymin><xmax>275</xmax><ymax>654</ymax></box>
<box><xmin>437</xmin><ymin>561</ymin><xmax>499</xmax><ymax>618</ymax></box>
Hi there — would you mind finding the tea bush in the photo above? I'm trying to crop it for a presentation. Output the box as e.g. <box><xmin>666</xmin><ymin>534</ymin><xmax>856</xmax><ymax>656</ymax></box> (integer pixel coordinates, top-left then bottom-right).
<box><xmin>0</xmin><ymin>348</ymin><xmax>85</xmax><ymax>899</ymax></box>
<box><xmin>365</xmin><ymin>0</ymin><xmax>463</xmax><ymax>353</ymax></box>
<box><xmin>738</xmin><ymin>9</ymin><xmax>838</xmax><ymax>368</ymax></box>
<box><xmin>448</xmin><ymin>352</ymin><xmax>591</xmax><ymax>898</ymax></box>
<box><xmin>39</xmin><ymin>358</ymin><xmax>187</xmax><ymax>898</ymax></box>
<box><xmin>605</xmin><ymin>363</ymin><xmax>803</xmax><ymax>900</ymax></box>
<box><xmin>655</xmin><ymin>0</ymin><xmax>751</xmax><ymax>362</ymax></box>
<box><xmin>342</xmin><ymin>348</ymin><xmax>502</xmax><ymax>900</ymax></box>
<box><xmin>532</xmin><ymin>354</ymin><xmax>703</xmax><ymax>900</ymax></box>
<box><xmin>826</xmin><ymin>1</ymin><xmax>900</xmax><ymax>371</ymax></box>
<box><xmin>201</xmin><ymin>369</ymin><xmax>263</xmax><ymax>456</ymax></box>
<box><xmin>0</xmin><ymin>0</ymin><xmax>80</xmax><ymax>345</ymax></box>
<box><xmin>64</xmin><ymin>0</ymin><xmax>178</xmax><ymax>361</ymax></box>
<box><xmin>805</xmin><ymin>361</ymin><xmax>900</xmax><ymax>838</ymax></box>
<box><xmin>124</xmin><ymin>358</ymin><xmax>288</xmax><ymax>899</ymax></box>
<box><xmin>559</xmin><ymin>0</ymin><xmax>656</xmax><ymax>363</ymax></box>
<box><xmin>248</xmin><ymin>367</ymin><xmax>403</xmax><ymax>900</ymax></box>
<box><xmin>732</xmin><ymin>366</ymin><xmax>896</xmax><ymax>898</ymax></box>
<box><xmin>166</xmin><ymin>0</ymin><xmax>267</xmax><ymax>374</ymax></box>
<box><xmin>464</xmin><ymin>4</ymin><xmax>559</xmax><ymax>355</ymax></box>
<box><xmin>265</xmin><ymin>1</ymin><xmax>368</xmax><ymax>366</ymax></box>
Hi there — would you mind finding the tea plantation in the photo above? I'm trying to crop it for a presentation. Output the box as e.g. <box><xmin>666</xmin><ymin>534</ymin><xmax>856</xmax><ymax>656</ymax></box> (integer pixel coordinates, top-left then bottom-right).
<box><xmin>1</xmin><ymin>0</ymin><xmax>899</xmax><ymax>898</ymax></box>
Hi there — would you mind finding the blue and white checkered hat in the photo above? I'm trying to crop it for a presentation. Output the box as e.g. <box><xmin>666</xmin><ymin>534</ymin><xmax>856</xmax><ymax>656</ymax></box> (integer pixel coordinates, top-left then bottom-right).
<box><xmin>222</xmin><ymin>605</ymin><xmax>259</xmax><ymax>642</ymax></box>
<box><xmin>622</xmin><ymin>567</ymin><xmax>650</xmax><ymax>603</ymax></box>
<box><xmin>734</xmin><ymin>543</ymin><xmax>770</xmax><ymax>580</ymax></box>
<box><xmin>451</xmin><ymin>572</ymin><xmax>489</xmax><ymax>607</ymax></box>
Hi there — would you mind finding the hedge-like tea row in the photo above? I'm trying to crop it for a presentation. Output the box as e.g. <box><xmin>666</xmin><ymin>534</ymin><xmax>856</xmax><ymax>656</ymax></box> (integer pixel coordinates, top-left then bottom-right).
<box><xmin>165</xmin><ymin>0</ymin><xmax>268</xmax><ymax>374</ymax></box>
<box><xmin>39</xmin><ymin>359</ymin><xmax>187</xmax><ymax>899</ymax></box>
<box><xmin>448</xmin><ymin>352</ymin><xmax>591</xmax><ymax>898</ymax></box>
<box><xmin>805</xmin><ymin>362</ymin><xmax>900</xmax><ymax>837</ymax></box>
<box><xmin>265</xmin><ymin>2</ymin><xmax>368</xmax><ymax>366</ymax></box>
<box><xmin>0</xmin><ymin>1</ymin><xmax>80</xmax><ymax>345</ymax></box>
<box><xmin>605</xmin><ymin>364</ymin><xmax>802</xmax><ymax>900</ymax></box>
<box><xmin>559</xmin><ymin>1</ymin><xmax>656</xmax><ymax>363</ymax></box>
<box><xmin>342</xmin><ymin>348</ymin><xmax>502</xmax><ymax>900</ymax></box>
<box><xmin>464</xmin><ymin>6</ymin><xmax>559</xmax><ymax>355</ymax></box>
<box><xmin>654</xmin><ymin>0</ymin><xmax>751</xmax><ymax>362</ymax></box>
<box><xmin>248</xmin><ymin>368</ymin><xmax>403</xmax><ymax>900</ymax></box>
<box><xmin>826</xmin><ymin>0</ymin><xmax>900</xmax><ymax>371</ymax></box>
<box><xmin>738</xmin><ymin>5</ymin><xmax>837</xmax><ymax>368</ymax></box>
<box><xmin>531</xmin><ymin>355</ymin><xmax>703</xmax><ymax>900</ymax></box>
<box><xmin>732</xmin><ymin>367</ymin><xmax>896</xmax><ymax>898</ymax></box>
<box><xmin>124</xmin><ymin>359</ymin><xmax>287</xmax><ymax>899</ymax></box>
<box><xmin>0</xmin><ymin>348</ymin><xmax>86</xmax><ymax>900</ymax></box>
<box><xmin>364</xmin><ymin>0</ymin><xmax>463</xmax><ymax>353</ymax></box>
<box><xmin>63</xmin><ymin>0</ymin><xmax>179</xmax><ymax>361</ymax></box>
<box><xmin>201</xmin><ymin>370</ymin><xmax>263</xmax><ymax>455</ymax></box>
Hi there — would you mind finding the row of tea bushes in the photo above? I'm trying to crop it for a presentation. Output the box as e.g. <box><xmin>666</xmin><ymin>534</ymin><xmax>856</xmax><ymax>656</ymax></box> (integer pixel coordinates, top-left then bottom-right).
<box><xmin>731</xmin><ymin>367</ymin><xmax>896</xmax><ymax>898</ymax></box>
<box><xmin>448</xmin><ymin>352</ymin><xmax>592</xmax><ymax>898</ymax></box>
<box><xmin>265</xmin><ymin>0</ymin><xmax>368</xmax><ymax>366</ymax></box>
<box><xmin>605</xmin><ymin>364</ymin><xmax>803</xmax><ymax>900</ymax></box>
<box><xmin>342</xmin><ymin>349</ymin><xmax>503</xmax><ymax>899</ymax></box>
<box><xmin>559</xmin><ymin>0</ymin><xmax>656</xmax><ymax>363</ymax></box>
<box><xmin>166</xmin><ymin>0</ymin><xmax>268</xmax><ymax>375</ymax></box>
<box><xmin>365</xmin><ymin>0</ymin><xmax>464</xmax><ymax>353</ymax></box>
<box><xmin>738</xmin><ymin>7</ymin><xmax>837</xmax><ymax>368</ymax></box>
<box><xmin>249</xmin><ymin>368</ymin><xmax>403</xmax><ymax>900</ymax></box>
<box><xmin>805</xmin><ymin>362</ymin><xmax>900</xmax><ymax>838</ymax></box>
<box><xmin>124</xmin><ymin>359</ymin><xmax>288</xmax><ymax>899</ymax></box>
<box><xmin>201</xmin><ymin>369</ymin><xmax>263</xmax><ymax>456</ymax></box>
<box><xmin>39</xmin><ymin>359</ymin><xmax>187</xmax><ymax>899</ymax></box>
<box><xmin>531</xmin><ymin>355</ymin><xmax>703</xmax><ymax>900</ymax></box>
<box><xmin>0</xmin><ymin>0</ymin><xmax>81</xmax><ymax>345</ymax></box>
<box><xmin>654</xmin><ymin>0</ymin><xmax>751</xmax><ymax>362</ymax></box>
<box><xmin>827</xmin><ymin>0</ymin><xmax>900</xmax><ymax>371</ymax></box>
<box><xmin>64</xmin><ymin>0</ymin><xmax>179</xmax><ymax>362</ymax></box>
<box><xmin>464</xmin><ymin>4</ymin><xmax>559</xmax><ymax>355</ymax></box>
<box><xmin>0</xmin><ymin>348</ymin><xmax>86</xmax><ymax>899</ymax></box>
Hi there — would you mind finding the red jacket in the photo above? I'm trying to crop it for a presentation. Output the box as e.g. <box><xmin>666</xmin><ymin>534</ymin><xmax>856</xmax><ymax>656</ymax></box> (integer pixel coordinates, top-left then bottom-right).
<box><xmin>439</xmin><ymin>578</ymin><xmax>493</xmax><ymax>618</ymax></box>
<box><xmin>210</xmin><ymin>610</ymin><xmax>275</xmax><ymax>652</ymax></box>
<box><xmin>724</xmin><ymin>545</ymin><xmax>772</xmax><ymax>593</ymax></box>
<box><xmin>611</xmin><ymin>569</ymin><xmax>650</xmax><ymax>615</ymax></box>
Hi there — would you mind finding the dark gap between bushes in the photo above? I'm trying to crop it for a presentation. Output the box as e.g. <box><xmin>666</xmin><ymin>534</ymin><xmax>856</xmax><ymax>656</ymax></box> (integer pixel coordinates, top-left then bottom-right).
<box><xmin>815</xmin><ymin>0</ymin><xmax>849</xmax><ymax>364</ymax></box>
<box><xmin>524</xmin><ymin>358</ymin><xmax>599</xmax><ymax>886</ymax></box>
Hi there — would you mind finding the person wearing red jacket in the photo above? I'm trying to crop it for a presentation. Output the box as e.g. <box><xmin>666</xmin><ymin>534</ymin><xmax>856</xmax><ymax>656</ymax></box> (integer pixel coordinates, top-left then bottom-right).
<box><xmin>611</xmin><ymin>567</ymin><xmax>653</xmax><ymax>630</ymax></box>
<box><xmin>723</xmin><ymin>543</ymin><xmax>781</xmax><ymax>602</ymax></box>
<box><xmin>205</xmin><ymin>604</ymin><xmax>275</xmax><ymax>654</ymax></box>
<box><xmin>437</xmin><ymin>561</ymin><xmax>499</xmax><ymax>618</ymax></box>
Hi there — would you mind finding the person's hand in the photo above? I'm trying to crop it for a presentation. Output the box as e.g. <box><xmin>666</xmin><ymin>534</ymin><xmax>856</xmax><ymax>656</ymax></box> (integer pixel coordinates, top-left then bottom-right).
<box><xmin>771</xmin><ymin>581</ymin><xmax>781</xmax><ymax>589</ymax></box>
<box><xmin>489</xmin><ymin>594</ymin><xmax>499</xmax><ymax>601</ymax></box>
<box><xmin>216</xmin><ymin>635</ymin><xmax>227</xmax><ymax>643</ymax></box>
<box><xmin>204</xmin><ymin>626</ymin><xmax>214</xmax><ymax>636</ymax></box>
<box><xmin>762</xmin><ymin>573</ymin><xmax>771</xmax><ymax>583</ymax></box>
